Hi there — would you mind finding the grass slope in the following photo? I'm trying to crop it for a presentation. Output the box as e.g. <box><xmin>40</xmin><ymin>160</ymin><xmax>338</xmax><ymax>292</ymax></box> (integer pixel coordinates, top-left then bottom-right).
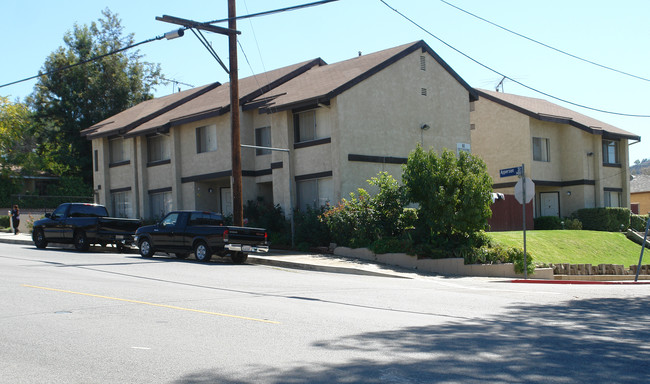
<box><xmin>488</xmin><ymin>230</ymin><xmax>646</xmax><ymax>266</ymax></box>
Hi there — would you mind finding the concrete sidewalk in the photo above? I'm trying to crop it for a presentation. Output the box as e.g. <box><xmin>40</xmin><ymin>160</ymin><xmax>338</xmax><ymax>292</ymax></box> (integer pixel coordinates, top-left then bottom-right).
<box><xmin>0</xmin><ymin>231</ymin><xmax>414</xmax><ymax>278</ymax></box>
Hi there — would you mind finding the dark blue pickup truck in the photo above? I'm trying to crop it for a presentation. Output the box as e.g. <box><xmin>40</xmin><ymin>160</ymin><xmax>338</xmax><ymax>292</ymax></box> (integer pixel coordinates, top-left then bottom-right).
<box><xmin>32</xmin><ymin>203</ymin><xmax>142</xmax><ymax>252</ymax></box>
<box><xmin>134</xmin><ymin>211</ymin><xmax>268</xmax><ymax>264</ymax></box>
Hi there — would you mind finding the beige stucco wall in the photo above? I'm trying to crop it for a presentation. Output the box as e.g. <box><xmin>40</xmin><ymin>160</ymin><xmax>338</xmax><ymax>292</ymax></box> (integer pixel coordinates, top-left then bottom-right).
<box><xmin>335</xmin><ymin>50</ymin><xmax>471</xmax><ymax>199</ymax></box>
<box><xmin>471</xmin><ymin>95</ymin><xmax>632</xmax><ymax>218</ymax></box>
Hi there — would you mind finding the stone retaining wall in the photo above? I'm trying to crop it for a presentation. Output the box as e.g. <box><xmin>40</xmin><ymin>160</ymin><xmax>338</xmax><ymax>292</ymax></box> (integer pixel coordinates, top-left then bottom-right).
<box><xmin>551</xmin><ymin>263</ymin><xmax>650</xmax><ymax>276</ymax></box>
<box><xmin>334</xmin><ymin>246</ymin><xmax>554</xmax><ymax>279</ymax></box>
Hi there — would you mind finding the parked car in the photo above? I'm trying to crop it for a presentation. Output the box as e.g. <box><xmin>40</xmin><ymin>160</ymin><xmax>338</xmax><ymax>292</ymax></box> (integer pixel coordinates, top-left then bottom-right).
<box><xmin>135</xmin><ymin>211</ymin><xmax>268</xmax><ymax>264</ymax></box>
<box><xmin>32</xmin><ymin>203</ymin><xmax>142</xmax><ymax>252</ymax></box>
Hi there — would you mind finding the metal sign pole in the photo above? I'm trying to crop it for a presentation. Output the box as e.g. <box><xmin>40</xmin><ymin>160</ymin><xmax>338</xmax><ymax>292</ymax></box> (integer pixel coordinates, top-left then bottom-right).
<box><xmin>522</xmin><ymin>163</ymin><xmax>527</xmax><ymax>279</ymax></box>
<box><xmin>634</xmin><ymin>214</ymin><xmax>650</xmax><ymax>282</ymax></box>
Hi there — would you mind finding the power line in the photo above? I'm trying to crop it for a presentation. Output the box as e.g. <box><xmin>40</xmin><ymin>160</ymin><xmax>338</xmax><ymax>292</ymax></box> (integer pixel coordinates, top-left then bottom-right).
<box><xmin>439</xmin><ymin>0</ymin><xmax>650</xmax><ymax>83</ymax></box>
<box><xmin>0</xmin><ymin>0</ymin><xmax>341</xmax><ymax>92</ymax></box>
<box><xmin>379</xmin><ymin>0</ymin><xmax>650</xmax><ymax>118</ymax></box>
<box><xmin>205</xmin><ymin>0</ymin><xmax>339</xmax><ymax>25</ymax></box>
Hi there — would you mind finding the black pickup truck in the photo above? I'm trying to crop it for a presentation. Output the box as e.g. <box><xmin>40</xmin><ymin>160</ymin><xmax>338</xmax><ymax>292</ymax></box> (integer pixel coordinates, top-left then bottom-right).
<box><xmin>135</xmin><ymin>211</ymin><xmax>269</xmax><ymax>264</ymax></box>
<box><xmin>32</xmin><ymin>203</ymin><xmax>142</xmax><ymax>252</ymax></box>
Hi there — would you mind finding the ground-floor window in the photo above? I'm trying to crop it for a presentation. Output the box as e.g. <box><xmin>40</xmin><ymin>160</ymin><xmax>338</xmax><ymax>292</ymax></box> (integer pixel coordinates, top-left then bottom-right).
<box><xmin>604</xmin><ymin>191</ymin><xmax>621</xmax><ymax>207</ymax></box>
<box><xmin>297</xmin><ymin>177</ymin><xmax>333</xmax><ymax>211</ymax></box>
<box><xmin>111</xmin><ymin>191</ymin><xmax>132</xmax><ymax>218</ymax></box>
<box><xmin>149</xmin><ymin>191</ymin><xmax>172</xmax><ymax>219</ymax></box>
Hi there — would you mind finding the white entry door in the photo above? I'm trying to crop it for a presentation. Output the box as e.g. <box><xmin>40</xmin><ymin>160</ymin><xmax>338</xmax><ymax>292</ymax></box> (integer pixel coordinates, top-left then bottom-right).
<box><xmin>220</xmin><ymin>187</ymin><xmax>232</xmax><ymax>216</ymax></box>
<box><xmin>540</xmin><ymin>192</ymin><xmax>560</xmax><ymax>217</ymax></box>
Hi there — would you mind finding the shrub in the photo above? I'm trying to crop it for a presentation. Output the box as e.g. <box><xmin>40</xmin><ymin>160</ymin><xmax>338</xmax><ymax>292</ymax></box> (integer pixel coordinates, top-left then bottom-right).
<box><xmin>563</xmin><ymin>218</ymin><xmax>582</xmax><ymax>230</ymax></box>
<box><xmin>293</xmin><ymin>206</ymin><xmax>331</xmax><ymax>248</ymax></box>
<box><xmin>574</xmin><ymin>207</ymin><xmax>630</xmax><ymax>231</ymax></box>
<box><xmin>0</xmin><ymin>215</ymin><xmax>9</xmax><ymax>228</ymax></box>
<box><xmin>402</xmin><ymin>146</ymin><xmax>493</xmax><ymax>247</ymax></box>
<box><xmin>534</xmin><ymin>216</ymin><xmax>562</xmax><ymax>230</ymax></box>
<box><xmin>631</xmin><ymin>214</ymin><xmax>648</xmax><ymax>232</ymax></box>
<box><xmin>506</xmin><ymin>247</ymin><xmax>535</xmax><ymax>275</ymax></box>
<box><xmin>369</xmin><ymin>237</ymin><xmax>413</xmax><ymax>254</ymax></box>
<box><xmin>244</xmin><ymin>200</ymin><xmax>290</xmax><ymax>246</ymax></box>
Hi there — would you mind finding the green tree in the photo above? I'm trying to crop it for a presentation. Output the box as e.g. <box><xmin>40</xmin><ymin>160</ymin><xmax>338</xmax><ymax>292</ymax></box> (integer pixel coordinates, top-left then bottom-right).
<box><xmin>28</xmin><ymin>8</ymin><xmax>163</xmax><ymax>183</ymax></box>
<box><xmin>402</xmin><ymin>146</ymin><xmax>493</xmax><ymax>247</ymax></box>
<box><xmin>0</xmin><ymin>97</ymin><xmax>43</xmax><ymax>175</ymax></box>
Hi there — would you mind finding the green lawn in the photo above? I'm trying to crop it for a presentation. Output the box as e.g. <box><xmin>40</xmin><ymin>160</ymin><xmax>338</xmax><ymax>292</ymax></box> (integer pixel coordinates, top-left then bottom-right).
<box><xmin>488</xmin><ymin>230</ymin><xmax>647</xmax><ymax>267</ymax></box>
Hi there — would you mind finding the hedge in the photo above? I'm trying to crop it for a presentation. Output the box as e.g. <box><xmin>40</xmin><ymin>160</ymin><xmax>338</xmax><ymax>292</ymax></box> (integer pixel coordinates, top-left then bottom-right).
<box><xmin>573</xmin><ymin>207</ymin><xmax>630</xmax><ymax>232</ymax></box>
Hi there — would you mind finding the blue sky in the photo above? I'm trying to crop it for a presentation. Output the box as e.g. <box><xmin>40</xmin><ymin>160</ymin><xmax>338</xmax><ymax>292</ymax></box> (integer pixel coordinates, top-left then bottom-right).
<box><xmin>1</xmin><ymin>0</ymin><xmax>648</xmax><ymax>165</ymax></box>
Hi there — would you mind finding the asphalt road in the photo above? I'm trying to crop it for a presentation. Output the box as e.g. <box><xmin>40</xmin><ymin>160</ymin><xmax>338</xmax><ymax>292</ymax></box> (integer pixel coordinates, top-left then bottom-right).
<box><xmin>1</xmin><ymin>243</ymin><xmax>649</xmax><ymax>383</ymax></box>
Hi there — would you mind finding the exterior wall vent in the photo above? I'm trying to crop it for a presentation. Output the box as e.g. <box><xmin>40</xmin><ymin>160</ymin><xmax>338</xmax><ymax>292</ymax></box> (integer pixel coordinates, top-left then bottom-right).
<box><xmin>420</xmin><ymin>55</ymin><xmax>426</xmax><ymax>71</ymax></box>
<box><xmin>421</xmin><ymin>88</ymin><xmax>427</xmax><ymax>96</ymax></box>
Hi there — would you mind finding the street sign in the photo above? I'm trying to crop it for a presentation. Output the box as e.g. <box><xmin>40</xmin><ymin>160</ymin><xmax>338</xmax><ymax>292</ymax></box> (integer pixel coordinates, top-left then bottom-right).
<box><xmin>500</xmin><ymin>166</ymin><xmax>522</xmax><ymax>178</ymax></box>
<box><xmin>514</xmin><ymin>177</ymin><xmax>535</xmax><ymax>204</ymax></box>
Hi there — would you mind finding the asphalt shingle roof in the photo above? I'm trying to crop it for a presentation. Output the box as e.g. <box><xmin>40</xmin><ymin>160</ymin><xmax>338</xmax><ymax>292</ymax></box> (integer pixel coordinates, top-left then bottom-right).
<box><xmin>477</xmin><ymin>89</ymin><xmax>640</xmax><ymax>141</ymax></box>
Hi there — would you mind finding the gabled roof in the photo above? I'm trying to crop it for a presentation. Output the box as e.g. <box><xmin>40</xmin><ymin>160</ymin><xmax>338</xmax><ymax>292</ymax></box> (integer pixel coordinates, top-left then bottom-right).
<box><xmin>81</xmin><ymin>40</ymin><xmax>477</xmax><ymax>140</ymax></box>
<box><xmin>81</xmin><ymin>83</ymin><xmax>220</xmax><ymax>139</ymax></box>
<box><xmin>123</xmin><ymin>58</ymin><xmax>323</xmax><ymax>137</ymax></box>
<box><xmin>476</xmin><ymin>89</ymin><xmax>640</xmax><ymax>141</ymax></box>
<box><xmin>251</xmin><ymin>40</ymin><xmax>478</xmax><ymax>112</ymax></box>
<box><xmin>631</xmin><ymin>174</ymin><xmax>650</xmax><ymax>193</ymax></box>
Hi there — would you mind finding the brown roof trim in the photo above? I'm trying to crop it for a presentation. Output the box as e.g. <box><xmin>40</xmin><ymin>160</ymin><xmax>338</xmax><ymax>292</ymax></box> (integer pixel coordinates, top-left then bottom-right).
<box><xmin>84</xmin><ymin>82</ymin><xmax>222</xmax><ymax>140</ymax></box>
<box><xmin>240</xmin><ymin>58</ymin><xmax>325</xmax><ymax>105</ymax></box>
<box><xmin>476</xmin><ymin>90</ymin><xmax>640</xmax><ymax>141</ymax></box>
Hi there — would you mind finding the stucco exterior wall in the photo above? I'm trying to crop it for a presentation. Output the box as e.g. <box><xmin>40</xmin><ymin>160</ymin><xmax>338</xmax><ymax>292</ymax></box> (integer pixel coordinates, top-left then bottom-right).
<box><xmin>335</xmin><ymin>50</ymin><xmax>471</xmax><ymax>198</ymax></box>
<box><xmin>470</xmin><ymin>98</ymin><xmax>530</xmax><ymax>182</ymax></box>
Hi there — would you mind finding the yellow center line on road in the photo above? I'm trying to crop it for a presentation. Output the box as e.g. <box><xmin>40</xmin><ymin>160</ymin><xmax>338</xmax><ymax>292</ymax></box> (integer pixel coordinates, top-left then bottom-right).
<box><xmin>23</xmin><ymin>284</ymin><xmax>280</xmax><ymax>324</ymax></box>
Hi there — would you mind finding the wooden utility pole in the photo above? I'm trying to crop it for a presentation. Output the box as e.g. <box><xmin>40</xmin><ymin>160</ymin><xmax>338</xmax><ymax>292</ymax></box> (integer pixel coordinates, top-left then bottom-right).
<box><xmin>228</xmin><ymin>0</ymin><xmax>243</xmax><ymax>226</ymax></box>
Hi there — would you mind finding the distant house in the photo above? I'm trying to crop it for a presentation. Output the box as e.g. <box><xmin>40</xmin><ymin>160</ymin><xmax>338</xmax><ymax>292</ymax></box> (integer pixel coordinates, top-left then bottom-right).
<box><xmin>81</xmin><ymin>40</ymin><xmax>477</xmax><ymax>219</ymax></box>
<box><xmin>630</xmin><ymin>174</ymin><xmax>650</xmax><ymax>215</ymax></box>
<box><xmin>471</xmin><ymin>89</ymin><xmax>640</xmax><ymax>226</ymax></box>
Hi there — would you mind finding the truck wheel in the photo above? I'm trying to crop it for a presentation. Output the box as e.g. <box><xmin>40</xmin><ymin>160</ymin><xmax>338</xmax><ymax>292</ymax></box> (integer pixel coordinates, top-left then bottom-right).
<box><xmin>194</xmin><ymin>241</ymin><xmax>212</xmax><ymax>262</ymax></box>
<box><xmin>74</xmin><ymin>231</ymin><xmax>90</xmax><ymax>252</ymax></box>
<box><xmin>175</xmin><ymin>253</ymin><xmax>189</xmax><ymax>259</ymax></box>
<box><xmin>231</xmin><ymin>252</ymin><xmax>248</xmax><ymax>264</ymax></box>
<box><xmin>139</xmin><ymin>238</ymin><xmax>155</xmax><ymax>258</ymax></box>
<box><xmin>33</xmin><ymin>228</ymin><xmax>48</xmax><ymax>249</ymax></box>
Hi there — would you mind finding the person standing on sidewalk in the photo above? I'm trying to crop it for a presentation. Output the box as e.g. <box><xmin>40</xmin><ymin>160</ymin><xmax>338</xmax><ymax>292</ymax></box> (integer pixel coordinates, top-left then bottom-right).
<box><xmin>11</xmin><ymin>205</ymin><xmax>20</xmax><ymax>235</ymax></box>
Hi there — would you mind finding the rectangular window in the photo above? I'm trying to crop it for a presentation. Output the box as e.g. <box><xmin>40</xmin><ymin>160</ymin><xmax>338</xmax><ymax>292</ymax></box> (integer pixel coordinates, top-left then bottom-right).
<box><xmin>147</xmin><ymin>134</ymin><xmax>170</xmax><ymax>163</ymax></box>
<box><xmin>149</xmin><ymin>191</ymin><xmax>172</xmax><ymax>219</ymax></box>
<box><xmin>297</xmin><ymin>177</ymin><xmax>333</xmax><ymax>211</ymax></box>
<box><xmin>604</xmin><ymin>191</ymin><xmax>621</xmax><ymax>207</ymax></box>
<box><xmin>602</xmin><ymin>139</ymin><xmax>619</xmax><ymax>165</ymax></box>
<box><xmin>196</xmin><ymin>124</ymin><xmax>217</xmax><ymax>153</ymax></box>
<box><xmin>294</xmin><ymin>110</ymin><xmax>316</xmax><ymax>143</ymax></box>
<box><xmin>111</xmin><ymin>191</ymin><xmax>132</xmax><ymax>218</ymax></box>
<box><xmin>255</xmin><ymin>126</ymin><xmax>272</xmax><ymax>155</ymax></box>
<box><xmin>533</xmin><ymin>137</ymin><xmax>550</xmax><ymax>162</ymax></box>
<box><xmin>94</xmin><ymin>150</ymin><xmax>98</xmax><ymax>172</ymax></box>
<box><xmin>109</xmin><ymin>137</ymin><xmax>129</xmax><ymax>164</ymax></box>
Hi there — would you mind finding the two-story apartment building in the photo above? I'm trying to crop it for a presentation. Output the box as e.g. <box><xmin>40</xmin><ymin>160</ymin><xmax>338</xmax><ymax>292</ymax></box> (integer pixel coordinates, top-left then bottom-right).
<box><xmin>81</xmin><ymin>40</ymin><xmax>478</xmax><ymax>219</ymax></box>
<box><xmin>471</xmin><ymin>89</ymin><xmax>640</xmax><ymax>221</ymax></box>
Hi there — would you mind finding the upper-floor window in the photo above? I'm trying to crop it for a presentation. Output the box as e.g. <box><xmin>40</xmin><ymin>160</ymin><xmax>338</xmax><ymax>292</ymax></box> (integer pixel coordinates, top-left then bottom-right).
<box><xmin>602</xmin><ymin>139</ymin><xmax>619</xmax><ymax>165</ymax></box>
<box><xmin>294</xmin><ymin>110</ymin><xmax>317</xmax><ymax>143</ymax></box>
<box><xmin>109</xmin><ymin>137</ymin><xmax>130</xmax><ymax>164</ymax></box>
<box><xmin>147</xmin><ymin>134</ymin><xmax>170</xmax><ymax>163</ymax></box>
<box><xmin>196</xmin><ymin>124</ymin><xmax>217</xmax><ymax>153</ymax></box>
<box><xmin>255</xmin><ymin>126</ymin><xmax>271</xmax><ymax>155</ymax></box>
<box><xmin>533</xmin><ymin>137</ymin><xmax>550</xmax><ymax>162</ymax></box>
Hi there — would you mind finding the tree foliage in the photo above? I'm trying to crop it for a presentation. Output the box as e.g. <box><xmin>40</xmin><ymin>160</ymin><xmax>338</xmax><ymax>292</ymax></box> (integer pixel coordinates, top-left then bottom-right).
<box><xmin>402</xmin><ymin>145</ymin><xmax>493</xmax><ymax>247</ymax></box>
<box><xmin>0</xmin><ymin>97</ymin><xmax>43</xmax><ymax>175</ymax></box>
<box><xmin>27</xmin><ymin>8</ymin><xmax>163</xmax><ymax>183</ymax></box>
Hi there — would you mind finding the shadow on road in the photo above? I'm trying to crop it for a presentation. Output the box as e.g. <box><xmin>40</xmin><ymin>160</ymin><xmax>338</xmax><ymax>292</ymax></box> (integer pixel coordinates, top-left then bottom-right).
<box><xmin>173</xmin><ymin>295</ymin><xmax>650</xmax><ymax>383</ymax></box>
